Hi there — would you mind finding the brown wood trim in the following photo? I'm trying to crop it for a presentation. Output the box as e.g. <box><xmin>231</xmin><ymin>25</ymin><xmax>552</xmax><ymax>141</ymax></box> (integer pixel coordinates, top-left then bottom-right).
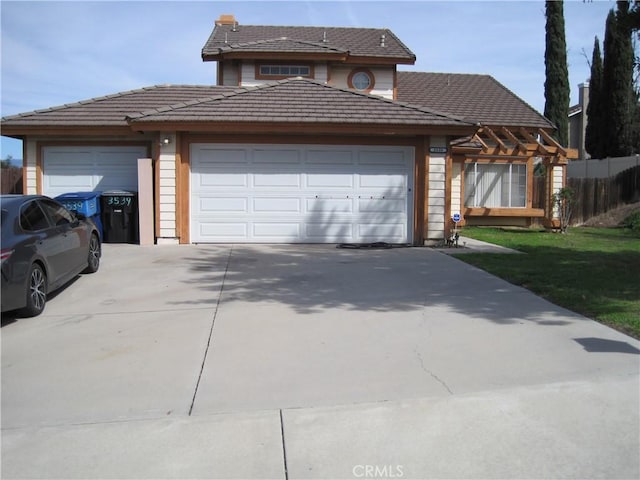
<box><xmin>2</xmin><ymin>127</ymin><xmax>134</xmax><ymax>137</ymax></box>
<box><xmin>464</xmin><ymin>207</ymin><xmax>545</xmax><ymax>217</ymax></box>
<box><xmin>209</xmin><ymin>52</ymin><xmax>348</xmax><ymax>62</ymax></box>
<box><xmin>414</xmin><ymin>138</ymin><xmax>426</xmax><ymax>245</ymax></box>
<box><xmin>393</xmin><ymin>66</ymin><xmax>398</xmax><ymax>100</ymax></box>
<box><xmin>36</xmin><ymin>146</ymin><xmax>43</xmax><ymax>194</ymax></box>
<box><xmin>444</xmin><ymin>138</ymin><xmax>453</xmax><ymax>238</ymax></box>
<box><xmin>342</xmin><ymin>55</ymin><xmax>415</xmax><ymax>66</ymax></box>
<box><xmin>526</xmin><ymin>157</ymin><xmax>534</xmax><ymax>209</ymax></box>
<box><xmin>22</xmin><ymin>141</ymin><xmax>28</xmax><ymax>194</ymax></box>
<box><xmin>182</xmin><ymin>133</ymin><xmax>424</xmax><ymax>147</ymax></box>
<box><xmin>463</xmin><ymin>156</ymin><xmax>529</xmax><ymax>164</ymax></box>
<box><xmin>178</xmin><ymin>136</ymin><xmax>190</xmax><ymax>244</ymax></box>
<box><xmin>153</xmin><ymin>140</ymin><xmax>161</xmax><ymax>239</ymax></box>
<box><xmin>457</xmin><ymin>157</ymin><xmax>467</xmax><ymax>226</ymax></box>
<box><xmin>132</xmin><ymin>121</ymin><xmax>476</xmax><ymax>137</ymax></box>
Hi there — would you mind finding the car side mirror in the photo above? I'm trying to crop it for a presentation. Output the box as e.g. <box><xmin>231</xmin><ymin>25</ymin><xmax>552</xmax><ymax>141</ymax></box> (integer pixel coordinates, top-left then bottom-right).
<box><xmin>71</xmin><ymin>211</ymin><xmax>86</xmax><ymax>223</ymax></box>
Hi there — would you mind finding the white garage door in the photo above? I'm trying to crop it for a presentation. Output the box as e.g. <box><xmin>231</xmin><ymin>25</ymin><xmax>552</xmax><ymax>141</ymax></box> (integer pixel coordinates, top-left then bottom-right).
<box><xmin>43</xmin><ymin>145</ymin><xmax>146</xmax><ymax>197</ymax></box>
<box><xmin>190</xmin><ymin>144</ymin><xmax>414</xmax><ymax>243</ymax></box>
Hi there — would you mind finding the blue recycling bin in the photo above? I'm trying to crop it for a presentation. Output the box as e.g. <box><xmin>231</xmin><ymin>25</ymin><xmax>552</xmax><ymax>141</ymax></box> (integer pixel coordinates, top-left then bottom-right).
<box><xmin>55</xmin><ymin>191</ymin><xmax>103</xmax><ymax>239</ymax></box>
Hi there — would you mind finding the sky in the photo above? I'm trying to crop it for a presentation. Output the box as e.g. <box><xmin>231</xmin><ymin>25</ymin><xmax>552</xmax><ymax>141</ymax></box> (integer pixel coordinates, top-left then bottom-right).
<box><xmin>0</xmin><ymin>0</ymin><xmax>625</xmax><ymax>161</ymax></box>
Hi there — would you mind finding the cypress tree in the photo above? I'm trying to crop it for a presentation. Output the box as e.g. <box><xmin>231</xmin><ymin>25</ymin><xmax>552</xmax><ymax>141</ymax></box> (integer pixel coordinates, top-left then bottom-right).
<box><xmin>585</xmin><ymin>37</ymin><xmax>604</xmax><ymax>158</ymax></box>
<box><xmin>543</xmin><ymin>0</ymin><xmax>570</xmax><ymax>147</ymax></box>
<box><xmin>602</xmin><ymin>3</ymin><xmax>635</xmax><ymax>156</ymax></box>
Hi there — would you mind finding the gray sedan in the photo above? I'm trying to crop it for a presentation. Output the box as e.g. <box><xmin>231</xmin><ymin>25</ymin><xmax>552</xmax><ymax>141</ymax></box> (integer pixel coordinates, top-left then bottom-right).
<box><xmin>1</xmin><ymin>195</ymin><xmax>101</xmax><ymax>317</ymax></box>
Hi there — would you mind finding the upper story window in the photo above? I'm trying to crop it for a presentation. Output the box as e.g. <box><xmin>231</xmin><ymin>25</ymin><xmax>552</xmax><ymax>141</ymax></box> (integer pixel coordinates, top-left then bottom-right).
<box><xmin>347</xmin><ymin>68</ymin><xmax>375</xmax><ymax>92</ymax></box>
<box><xmin>257</xmin><ymin>64</ymin><xmax>312</xmax><ymax>78</ymax></box>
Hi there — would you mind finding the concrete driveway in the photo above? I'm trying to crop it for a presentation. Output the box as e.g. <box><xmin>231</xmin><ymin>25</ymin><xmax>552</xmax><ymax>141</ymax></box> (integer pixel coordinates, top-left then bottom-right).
<box><xmin>2</xmin><ymin>243</ymin><xmax>639</xmax><ymax>479</ymax></box>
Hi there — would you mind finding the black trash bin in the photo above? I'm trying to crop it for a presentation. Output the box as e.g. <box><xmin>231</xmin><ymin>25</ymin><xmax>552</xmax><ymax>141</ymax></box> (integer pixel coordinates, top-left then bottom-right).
<box><xmin>100</xmin><ymin>190</ymin><xmax>139</xmax><ymax>244</ymax></box>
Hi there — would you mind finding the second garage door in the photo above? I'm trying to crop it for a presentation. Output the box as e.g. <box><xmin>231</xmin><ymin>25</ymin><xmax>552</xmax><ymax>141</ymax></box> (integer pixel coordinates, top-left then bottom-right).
<box><xmin>42</xmin><ymin>145</ymin><xmax>146</xmax><ymax>198</ymax></box>
<box><xmin>190</xmin><ymin>144</ymin><xmax>414</xmax><ymax>243</ymax></box>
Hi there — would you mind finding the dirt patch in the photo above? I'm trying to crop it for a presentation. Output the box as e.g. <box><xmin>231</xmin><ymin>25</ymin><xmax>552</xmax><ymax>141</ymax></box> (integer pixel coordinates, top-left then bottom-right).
<box><xmin>579</xmin><ymin>202</ymin><xmax>640</xmax><ymax>227</ymax></box>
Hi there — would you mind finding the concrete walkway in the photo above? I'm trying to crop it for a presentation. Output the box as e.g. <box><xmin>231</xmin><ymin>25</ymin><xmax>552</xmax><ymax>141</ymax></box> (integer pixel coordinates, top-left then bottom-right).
<box><xmin>2</xmin><ymin>243</ymin><xmax>638</xmax><ymax>479</ymax></box>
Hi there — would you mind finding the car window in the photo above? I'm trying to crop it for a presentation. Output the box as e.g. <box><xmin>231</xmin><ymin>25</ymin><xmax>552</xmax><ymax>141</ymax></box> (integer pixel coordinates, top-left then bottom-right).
<box><xmin>20</xmin><ymin>201</ymin><xmax>51</xmax><ymax>231</ymax></box>
<box><xmin>39</xmin><ymin>199</ymin><xmax>74</xmax><ymax>227</ymax></box>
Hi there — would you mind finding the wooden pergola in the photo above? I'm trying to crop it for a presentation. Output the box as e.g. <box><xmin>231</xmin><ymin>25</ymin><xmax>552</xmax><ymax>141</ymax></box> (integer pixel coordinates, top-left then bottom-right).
<box><xmin>449</xmin><ymin>125</ymin><xmax>579</xmax><ymax>229</ymax></box>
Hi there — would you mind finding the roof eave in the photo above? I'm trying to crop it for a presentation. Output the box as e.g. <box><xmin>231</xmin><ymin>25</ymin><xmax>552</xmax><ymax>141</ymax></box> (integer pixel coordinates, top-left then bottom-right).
<box><xmin>203</xmin><ymin>51</ymin><xmax>350</xmax><ymax>62</ymax></box>
<box><xmin>0</xmin><ymin>125</ymin><xmax>135</xmax><ymax>137</ymax></box>
<box><xmin>128</xmin><ymin>120</ymin><xmax>476</xmax><ymax>137</ymax></box>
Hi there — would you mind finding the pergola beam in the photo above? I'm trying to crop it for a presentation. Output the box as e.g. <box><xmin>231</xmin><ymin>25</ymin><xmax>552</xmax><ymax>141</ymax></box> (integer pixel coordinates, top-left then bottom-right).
<box><xmin>538</xmin><ymin>128</ymin><xmax>568</xmax><ymax>156</ymax></box>
<box><xmin>500</xmin><ymin>126</ymin><xmax>528</xmax><ymax>154</ymax></box>
<box><xmin>480</xmin><ymin>126</ymin><xmax>508</xmax><ymax>153</ymax></box>
<box><xmin>519</xmin><ymin>127</ymin><xmax>550</xmax><ymax>155</ymax></box>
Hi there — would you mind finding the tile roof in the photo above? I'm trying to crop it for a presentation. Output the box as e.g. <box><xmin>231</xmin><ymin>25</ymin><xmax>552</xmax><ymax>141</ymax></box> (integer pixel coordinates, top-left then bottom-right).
<box><xmin>202</xmin><ymin>24</ymin><xmax>416</xmax><ymax>63</ymax></box>
<box><xmin>0</xmin><ymin>85</ymin><xmax>239</xmax><ymax>127</ymax></box>
<box><xmin>397</xmin><ymin>71</ymin><xmax>553</xmax><ymax>129</ymax></box>
<box><xmin>1</xmin><ymin>80</ymin><xmax>473</xmax><ymax>130</ymax></box>
<box><xmin>126</xmin><ymin>78</ymin><xmax>472</xmax><ymax>127</ymax></box>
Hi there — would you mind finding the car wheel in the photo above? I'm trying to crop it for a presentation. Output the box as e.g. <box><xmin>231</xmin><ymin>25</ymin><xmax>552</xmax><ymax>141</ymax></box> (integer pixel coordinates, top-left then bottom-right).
<box><xmin>22</xmin><ymin>264</ymin><xmax>47</xmax><ymax>317</ymax></box>
<box><xmin>83</xmin><ymin>233</ymin><xmax>100</xmax><ymax>274</ymax></box>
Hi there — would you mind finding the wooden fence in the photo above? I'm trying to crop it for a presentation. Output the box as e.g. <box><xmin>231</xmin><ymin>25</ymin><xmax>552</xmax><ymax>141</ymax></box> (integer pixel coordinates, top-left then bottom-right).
<box><xmin>1</xmin><ymin>167</ymin><xmax>23</xmax><ymax>194</ymax></box>
<box><xmin>533</xmin><ymin>165</ymin><xmax>640</xmax><ymax>225</ymax></box>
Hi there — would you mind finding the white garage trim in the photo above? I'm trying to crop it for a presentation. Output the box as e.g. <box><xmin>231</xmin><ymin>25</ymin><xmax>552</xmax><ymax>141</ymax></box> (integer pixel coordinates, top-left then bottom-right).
<box><xmin>190</xmin><ymin>144</ymin><xmax>414</xmax><ymax>244</ymax></box>
<box><xmin>42</xmin><ymin>145</ymin><xmax>146</xmax><ymax>197</ymax></box>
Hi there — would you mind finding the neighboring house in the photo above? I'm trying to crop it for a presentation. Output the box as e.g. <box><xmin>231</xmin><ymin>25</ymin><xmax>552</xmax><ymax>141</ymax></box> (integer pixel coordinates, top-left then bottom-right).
<box><xmin>0</xmin><ymin>14</ymin><xmax>577</xmax><ymax>245</ymax></box>
<box><xmin>568</xmin><ymin>82</ymin><xmax>589</xmax><ymax>161</ymax></box>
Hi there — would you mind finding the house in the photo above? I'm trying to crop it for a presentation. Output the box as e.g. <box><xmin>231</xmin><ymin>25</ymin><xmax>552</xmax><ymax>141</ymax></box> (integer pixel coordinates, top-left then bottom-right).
<box><xmin>0</xmin><ymin>14</ymin><xmax>577</xmax><ymax>245</ymax></box>
<box><xmin>568</xmin><ymin>82</ymin><xmax>589</xmax><ymax>161</ymax></box>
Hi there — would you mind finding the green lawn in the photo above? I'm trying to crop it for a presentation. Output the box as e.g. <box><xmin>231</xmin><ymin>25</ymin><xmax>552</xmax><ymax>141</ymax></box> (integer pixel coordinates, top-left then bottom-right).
<box><xmin>453</xmin><ymin>227</ymin><xmax>640</xmax><ymax>339</ymax></box>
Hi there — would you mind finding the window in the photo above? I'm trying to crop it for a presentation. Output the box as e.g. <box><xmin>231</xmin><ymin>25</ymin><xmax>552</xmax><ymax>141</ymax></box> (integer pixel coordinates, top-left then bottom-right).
<box><xmin>20</xmin><ymin>201</ymin><xmax>50</xmax><ymax>231</ymax></box>
<box><xmin>258</xmin><ymin>65</ymin><xmax>311</xmax><ymax>77</ymax></box>
<box><xmin>39</xmin><ymin>199</ymin><xmax>73</xmax><ymax>226</ymax></box>
<box><xmin>347</xmin><ymin>68</ymin><xmax>375</xmax><ymax>92</ymax></box>
<box><xmin>464</xmin><ymin>163</ymin><xmax>527</xmax><ymax>208</ymax></box>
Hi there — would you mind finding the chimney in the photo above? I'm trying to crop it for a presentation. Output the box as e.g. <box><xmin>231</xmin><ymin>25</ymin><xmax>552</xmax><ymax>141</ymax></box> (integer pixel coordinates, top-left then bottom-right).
<box><xmin>215</xmin><ymin>14</ymin><xmax>237</xmax><ymax>26</ymax></box>
<box><xmin>579</xmin><ymin>81</ymin><xmax>589</xmax><ymax>110</ymax></box>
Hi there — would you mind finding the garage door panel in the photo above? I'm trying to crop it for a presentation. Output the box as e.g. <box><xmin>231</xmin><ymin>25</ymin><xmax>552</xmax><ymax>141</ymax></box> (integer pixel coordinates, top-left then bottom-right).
<box><xmin>306</xmin><ymin>222</ymin><xmax>354</xmax><ymax>239</ymax></box>
<box><xmin>253</xmin><ymin>149</ymin><xmax>301</xmax><ymax>164</ymax></box>
<box><xmin>253</xmin><ymin>197</ymin><xmax>302</xmax><ymax>213</ymax></box>
<box><xmin>197</xmin><ymin>148</ymin><xmax>248</xmax><ymax>165</ymax></box>
<box><xmin>307</xmin><ymin>173</ymin><xmax>353</xmax><ymax>188</ymax></box>
<box><xmin>253</xmin><ymin>173</ymin><xmax>301</xmax><ymax>188</ymax></box>
<box><xmin>198</xmin><ymin>172</ymin><xmax>249</xmax><ymax>188</ymax></box>
<box><xmin>253</xmin><ymin>222</ymin><xmax>300</xmax><ymax>239</ymax></box>
<box><xmin>306</xmin><ymin>198</ymin><xmax>353</xmax><ymax>213</ymax></box>
<box><xmin>358</xmin><ymin>150</ymin><xmax>407</xmax><ymax>166</ymax></box>
<box><xmin>198</xmin><ymin>222</ymin><xmax>248</xmax><ymax>238</ymax></box>
<box><xmin>191</xmin><ymin>144</ymin><xmax>413</xmax><ymax>243</ymax></box>
<box><xmin>307</xmin><ymin>150</ymin><xmax>354</xmax><ymax>166</ymax></box>
<box><xmin>46</xmin><ymin>173</ymin><xmax>95</xmax><ymax>190</ymax></box>
<box><xmin>358</xmin><ymin>198</ymin><xmax>406</xmax><ymax>213</ymax></box>
<box><xmin>359</xmin><ymin>223</ymin><xmax>406</xmax><ymax>239</ymax></box>
<box><xmin>359</xmin><ymin>173</ymin><xmax>406</xmax><ymax>189</ymax></box>
<box><xmin>200</xmin><ymin>197</ymin><xmax>248</xmax><ymax>213</ymax></box>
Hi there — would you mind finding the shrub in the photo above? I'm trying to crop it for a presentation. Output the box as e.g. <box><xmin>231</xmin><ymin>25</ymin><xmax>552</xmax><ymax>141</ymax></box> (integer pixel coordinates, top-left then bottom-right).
<box><xmin>622</xmin><ymin>210</ymin><xmax>640</xmax><ymax>234</ymax></box>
